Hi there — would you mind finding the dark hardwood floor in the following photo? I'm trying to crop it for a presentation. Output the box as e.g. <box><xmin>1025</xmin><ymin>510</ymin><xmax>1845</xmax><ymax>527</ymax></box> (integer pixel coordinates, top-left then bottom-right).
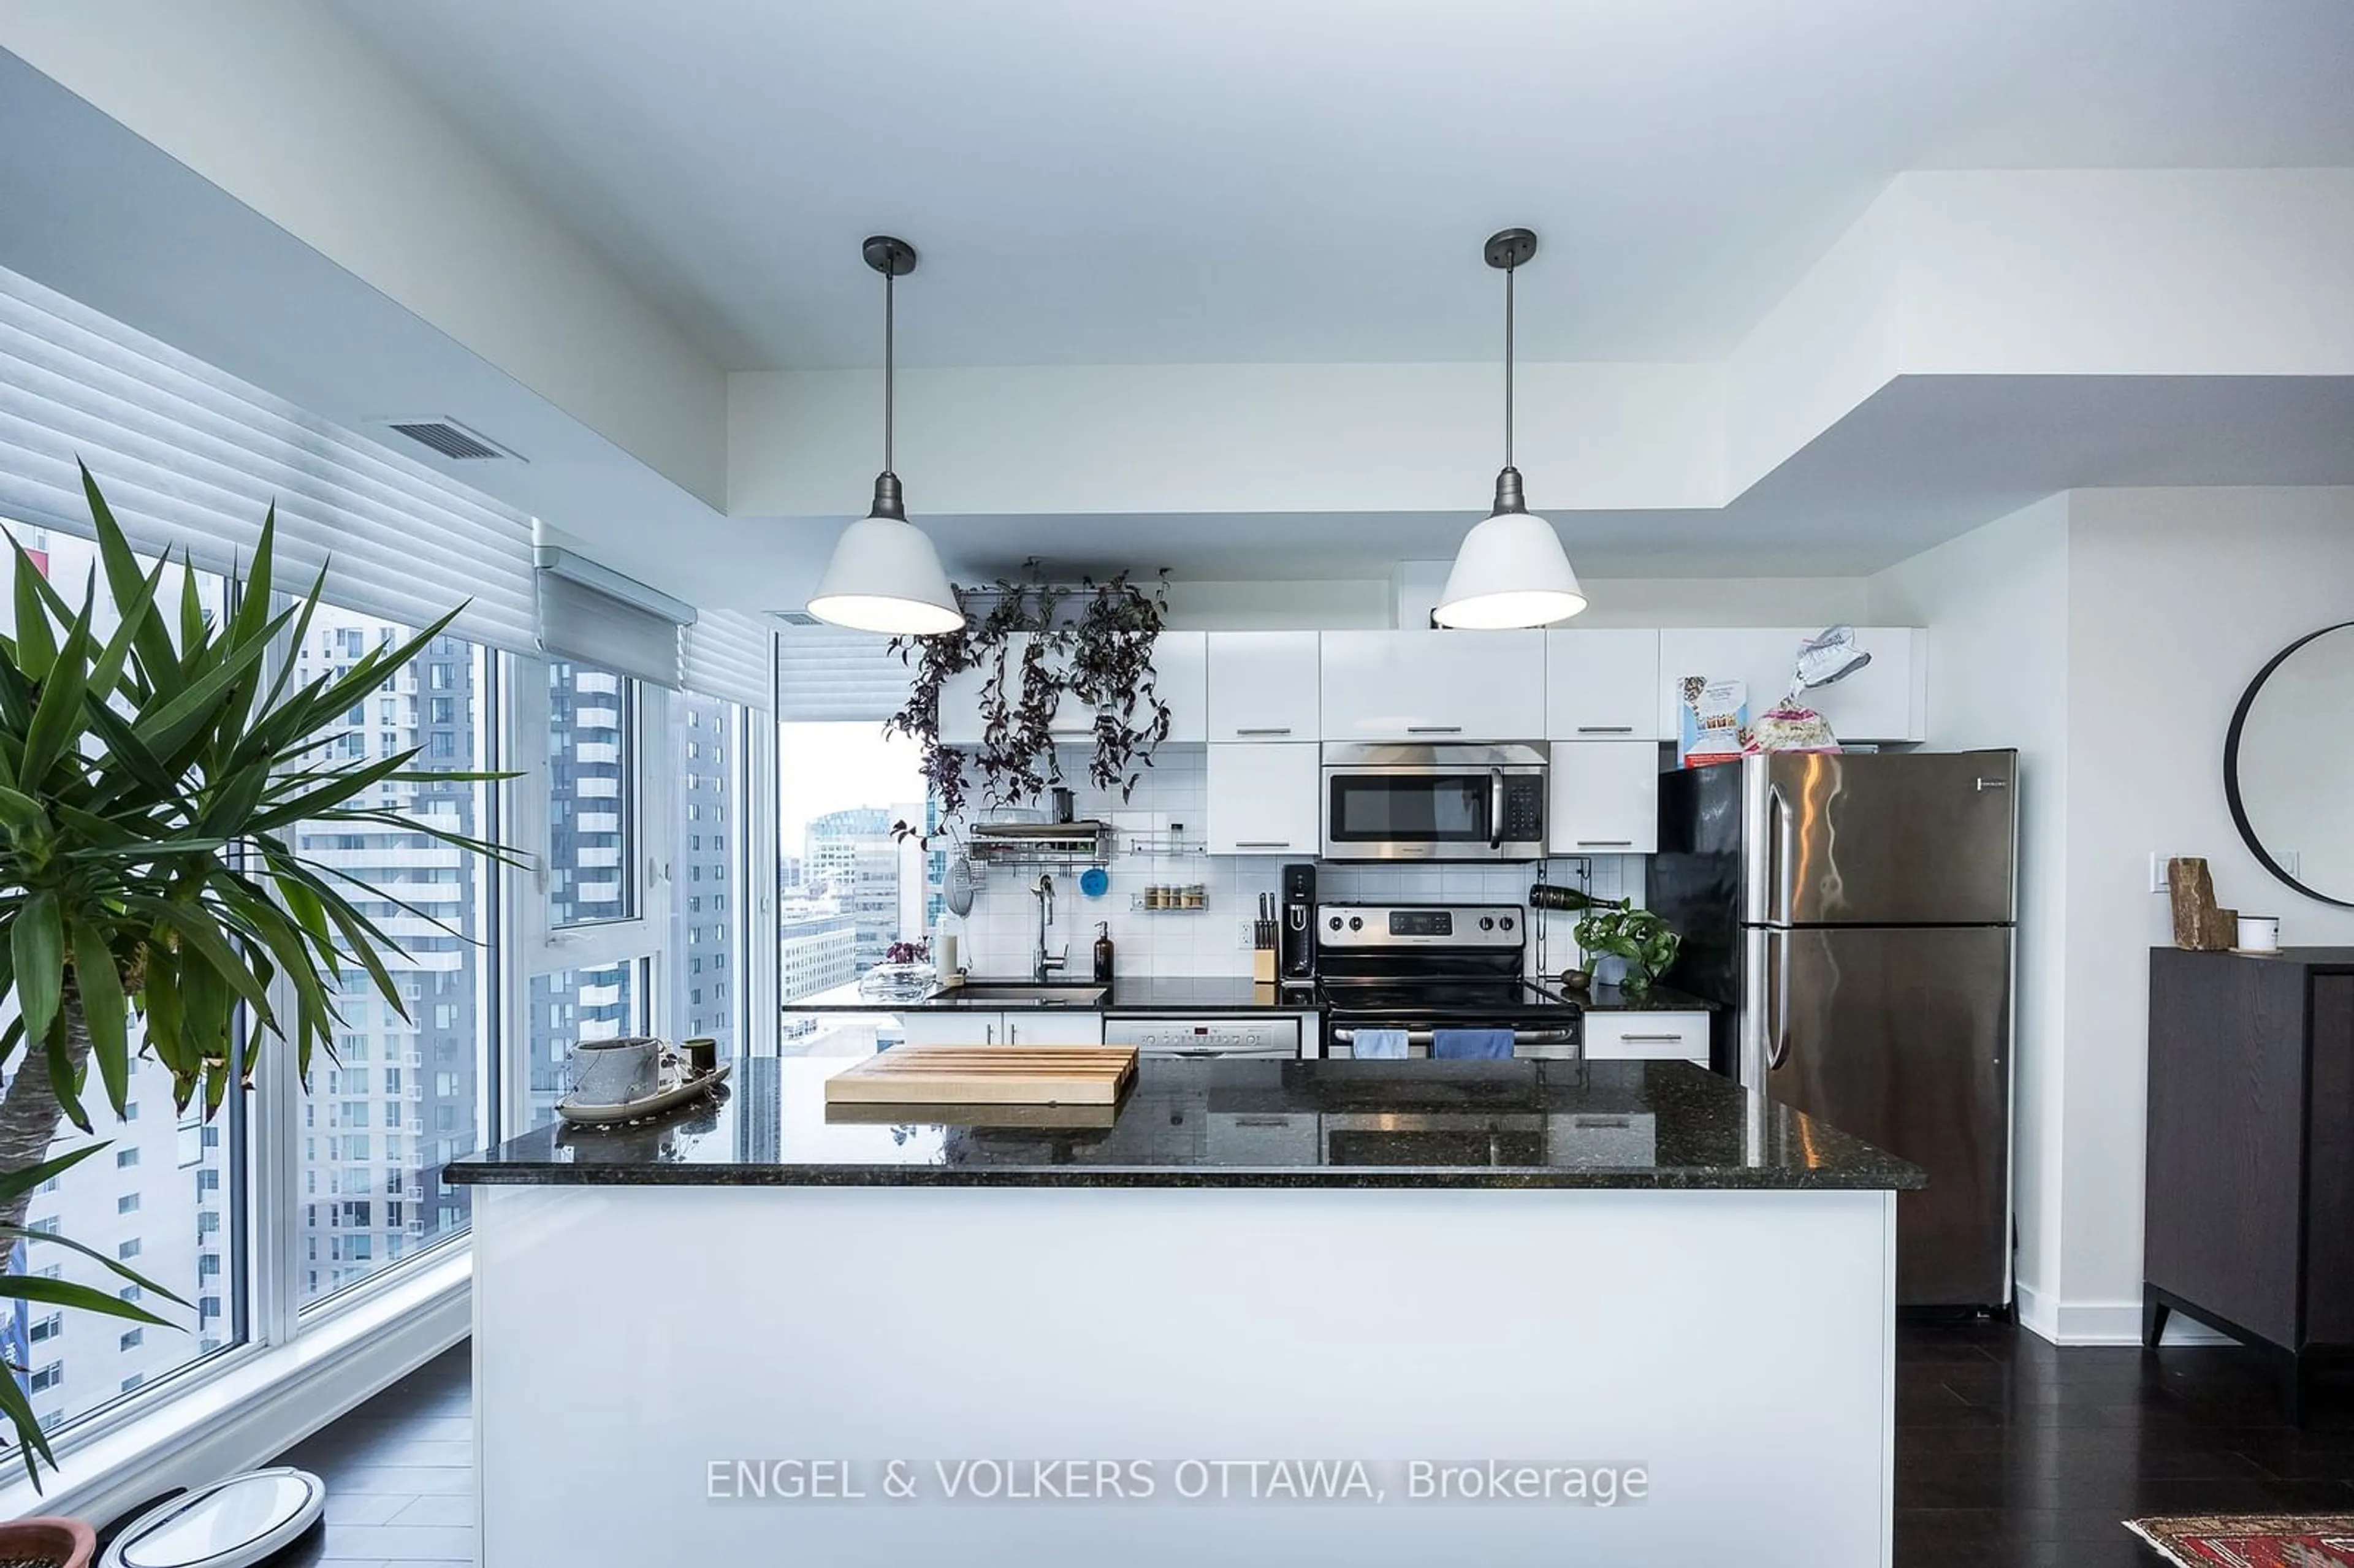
<box><xmin>100</xmin><ymin>1325</ymin><xmax>2352</xmax><ymax>1565</ymax></box>
<box><xmin>1897</xmin><ymin>1317</ymin><xmax>2354</xmax><ymax>1566</ymax></box>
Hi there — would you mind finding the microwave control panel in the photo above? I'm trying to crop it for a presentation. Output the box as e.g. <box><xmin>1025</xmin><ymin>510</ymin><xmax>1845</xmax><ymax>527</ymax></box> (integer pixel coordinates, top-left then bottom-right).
<box><xmin>1500</xmin><ymin>775</ymin><xmax>1547</xmax><ymax>840</ymax></box>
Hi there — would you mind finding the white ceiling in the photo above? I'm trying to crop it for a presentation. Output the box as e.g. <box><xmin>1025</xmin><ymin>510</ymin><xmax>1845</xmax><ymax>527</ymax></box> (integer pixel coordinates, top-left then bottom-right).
<box><xmin>328</xmin><ymin>0</ymin><xmax>2354</xmax><ymax>372</ymax></box>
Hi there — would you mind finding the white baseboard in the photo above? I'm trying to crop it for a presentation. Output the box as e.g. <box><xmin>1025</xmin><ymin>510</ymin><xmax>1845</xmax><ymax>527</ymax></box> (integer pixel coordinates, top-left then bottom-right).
<box><xmin>2013</xmin><ymin>1284</ymin><xmax>2236</xmax><ymax>1347</ymax></box>
<box><xmin>2</xmin><ymin>1250</ymin><xmax>470</xmax><ymax>1528</ymax></box>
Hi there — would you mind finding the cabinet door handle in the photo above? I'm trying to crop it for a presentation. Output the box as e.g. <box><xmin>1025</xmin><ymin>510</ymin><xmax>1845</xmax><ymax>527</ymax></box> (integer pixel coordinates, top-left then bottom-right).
<box><xmin>986</xmin><ymin>1024</ymin><xmax>996</xmax><ymax>1045</ymax></box>
<box><xmin>1577</xmin><ymin>839</ymin><xmax>1635</xmax><ymax>848</ymax></box>
<box><xmin>1007</xmin><ymin>1023</ymin><xmax>1018</xmax><ymax>1046</ymax></box>
<box><xmin>1576</xmin><ymin>725</ymin><xmax>1636</xmax><ymax>734</ymax></box>
<box><xmin>1233</xmin><ymin>726</ymin><xmax>1292</xmax><ymax>737</ymax></box>
<box><xmin>1405</xmin><ymin>725</ymin><xmax>1463</xmax><ymax>734</ymax></box>
<box><xmin>1233</xmin><ymin>840</ymin><xmax>1292</xmax><ymax>850</ymax></box>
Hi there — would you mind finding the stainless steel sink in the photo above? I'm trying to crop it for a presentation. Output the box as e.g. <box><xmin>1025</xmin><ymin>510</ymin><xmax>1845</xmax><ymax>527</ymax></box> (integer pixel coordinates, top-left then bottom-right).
<box><xmin>928</xmin><ymin>980</ymin><xmax>1111</xmax><ymax>1007</ymax></box>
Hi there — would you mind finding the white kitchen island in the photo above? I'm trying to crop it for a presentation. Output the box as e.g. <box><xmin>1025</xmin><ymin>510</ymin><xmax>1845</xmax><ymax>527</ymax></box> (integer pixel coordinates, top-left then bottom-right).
<box><xmin>446</xmin><ymin>1057</ymin><xmax>1919</xmax><ymax>1567</ymax></box>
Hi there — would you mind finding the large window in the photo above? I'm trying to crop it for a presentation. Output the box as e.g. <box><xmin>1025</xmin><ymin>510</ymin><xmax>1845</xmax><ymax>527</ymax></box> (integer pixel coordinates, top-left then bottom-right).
<box><xmin>775</xmin><ymin>722</ymin><xmax>928</xmax><ymax>1053</ymax></box>
<box><xmin>671</xmin><ymin>693</ymin><xmax>745</xmax><ymax>1059</ymax></box>
<box><xmin>0</xmin><ymin>522</ymin><xmax>246</xmax><ymax>1436</ymax></box>
<box><xmin>546</xmin><ymin>660</ymin><xmax>634</xmax><ymax>927</ymax></box>
<box><xmin>291</xmin><ymin>609</ymin><xmax>495</xmax><ymax>1309</ymax></box>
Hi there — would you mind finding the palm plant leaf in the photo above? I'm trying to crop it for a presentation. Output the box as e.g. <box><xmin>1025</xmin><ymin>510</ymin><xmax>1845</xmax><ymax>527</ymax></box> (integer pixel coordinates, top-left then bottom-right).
<box><xmin>0</xmin><ymin>468</ymin><xmax>520</xmax><ymax>1487</ymax></box>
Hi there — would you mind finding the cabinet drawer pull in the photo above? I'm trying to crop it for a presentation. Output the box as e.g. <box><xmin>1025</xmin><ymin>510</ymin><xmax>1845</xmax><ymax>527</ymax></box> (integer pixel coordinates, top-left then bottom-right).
<box><xmin>1576</xmin><ymin>725</ymin><xmax>1636</xmax><ymax>734</ymax></box>
<box><xmin>1405</xmin><ymin>725</ymin><xmax>1464</xmax><ymax>734</ymax></box>
<box><xmin>1231</xmin><ymin>1116</ymin><xmax>1295</xmax><ymax>1128</ymax></box>
<box><xmin>1612</xmin><ymin>1033</ymin><xmax>1686</xmax><ymax>1044</ymax></box>
<box><xmin>1233</xmin><ymin>726</ymin><xmax>1293</xmax><ymax>736</ymax></box>
<box><xmin>1233</xmin><ymin>840</ymin><xmax>1292</xmax><ymax>850</ymax></box>
<box><xmin>1576</xmin><ymin>839</ymin><xmax>1635</xmax><ymax>848</ymax></box>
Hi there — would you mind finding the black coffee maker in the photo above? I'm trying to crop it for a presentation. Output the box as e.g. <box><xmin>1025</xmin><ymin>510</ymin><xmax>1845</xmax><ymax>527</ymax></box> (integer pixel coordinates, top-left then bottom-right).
<box><xmin>1278</xmin><ymin>862</ymin><xmax>1317</xmax><ymax>988</ymax></box>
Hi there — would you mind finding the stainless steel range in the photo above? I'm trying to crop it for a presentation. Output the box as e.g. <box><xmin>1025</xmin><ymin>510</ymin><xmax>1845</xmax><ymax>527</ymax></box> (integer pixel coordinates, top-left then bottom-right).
<box><xmin>1315</xmin><ymin>902</ymin><xmax>1582</xmax><ymax>1059</ymax></box>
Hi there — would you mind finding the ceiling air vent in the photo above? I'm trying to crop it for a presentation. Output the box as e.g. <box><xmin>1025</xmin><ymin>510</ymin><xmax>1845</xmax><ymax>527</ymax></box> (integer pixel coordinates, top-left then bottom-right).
<box><xmin>383</xmin><ymin>417</ymin><xmax>522</xmax><ymax>462</ymax></box>
<box><xmin>771</xmin><ymin>611</ymin><xmax>821</xmax><ymax>626</ymax></box>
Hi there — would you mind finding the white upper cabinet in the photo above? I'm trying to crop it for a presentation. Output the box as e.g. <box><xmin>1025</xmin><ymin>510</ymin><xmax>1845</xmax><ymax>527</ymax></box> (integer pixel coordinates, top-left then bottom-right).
<box><xmin>940</xmin><ymin>632</ymin><xmax>1206</xmax><ymax>747</ymax></box>
<box><xmin>1545</xmin><ymin>630</ymin><xmax>1663</xmax><ymax>741</ymax></box>
<box><xmin>1206</xmin><ymin>631</ymin><xmax>1320</xmax><ymax>741</ymax></box>
<box><xmin>1320</xmin><ymin>631</ymin><xmax>1545</xmax><ymax>742</ymax></box>
<box><xmin>1656</xmin><ymin>626</ymin><xmax>1926</xmax><ymax>744</ymax></box>
<box><xmin>1205</xmin><ymin>742</ymin><xmax>1320</xmax><ymax>856</ymax></box>
<box><xmin>1547</xmin><ymin>738</ymin><xmax>1660</xmax><ymax>855</ymax></box>
<box><xmin>1053</xmin><ymin>630</ymin><xmax>1205</xmax><ymax>744</ymax></box>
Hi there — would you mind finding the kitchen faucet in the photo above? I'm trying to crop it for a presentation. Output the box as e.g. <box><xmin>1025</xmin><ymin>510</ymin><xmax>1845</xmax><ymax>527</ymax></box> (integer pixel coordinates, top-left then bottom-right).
<box><xmin>1032</xmin><ymin>873</ymin><xmax>1067</xmax><ymax>983</ymax></box>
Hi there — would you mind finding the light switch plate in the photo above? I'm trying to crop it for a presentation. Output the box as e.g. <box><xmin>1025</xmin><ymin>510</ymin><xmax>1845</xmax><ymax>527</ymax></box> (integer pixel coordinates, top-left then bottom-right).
<box><xmin>2149</xmin><ymin>853</ymin><xmax>2171</xmax><ymax>894</ymax></box>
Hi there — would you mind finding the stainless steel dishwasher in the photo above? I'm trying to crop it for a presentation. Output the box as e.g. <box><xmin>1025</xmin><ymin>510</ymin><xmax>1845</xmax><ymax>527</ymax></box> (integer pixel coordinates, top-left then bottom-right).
<box><xmin>1101</xmin><ymin>1016</ymin><xmax>1305</xmax><ymax>1059</ymax></box>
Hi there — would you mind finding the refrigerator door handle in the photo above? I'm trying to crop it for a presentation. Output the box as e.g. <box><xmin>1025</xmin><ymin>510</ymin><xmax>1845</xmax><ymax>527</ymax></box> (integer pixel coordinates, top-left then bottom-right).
<box><xmin>1766</xmin><ymin>784</ymin><xmax>1797</xmax><ymax>925</ymax></box>
<box><xmin>1766</xmin><ymin>929</ymin><xmax>1794</xmax><ymax>1072</ymax></box>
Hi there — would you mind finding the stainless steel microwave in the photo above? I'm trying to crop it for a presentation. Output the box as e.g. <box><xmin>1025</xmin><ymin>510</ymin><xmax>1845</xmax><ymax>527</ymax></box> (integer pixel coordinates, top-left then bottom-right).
<box><xmin>1320</xmin><ymin>742</ymin><xmax>1548</xmax><ymax>861</ymax></box>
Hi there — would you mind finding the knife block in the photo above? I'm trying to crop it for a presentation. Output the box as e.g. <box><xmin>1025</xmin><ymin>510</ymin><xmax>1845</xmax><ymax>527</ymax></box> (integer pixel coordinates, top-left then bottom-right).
<box><xmin>1252</xmin><ymin>949</ymin><xmax>1278</xmax><ymax>984</ymax></box>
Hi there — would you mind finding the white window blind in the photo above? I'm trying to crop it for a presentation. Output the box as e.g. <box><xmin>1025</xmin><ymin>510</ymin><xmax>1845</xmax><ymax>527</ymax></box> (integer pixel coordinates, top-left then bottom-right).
<box><xmin>684</xmin><ymin>611</ymin><xmax>774</xmax><ymax>712</ymax></box>
<box><xmin>775</xmin><ymin>625</ymin><xmax>924</xmax><ymax>721</ymax></box>
<box><xmin>0</xmin><ymin>262</ymin><xmax>538</xmax><ymax>652</ymax></box>
<box><xmin>534</xmin><ymin>550</ymin><xmax>688</xmax><ymax>689</ymax></box>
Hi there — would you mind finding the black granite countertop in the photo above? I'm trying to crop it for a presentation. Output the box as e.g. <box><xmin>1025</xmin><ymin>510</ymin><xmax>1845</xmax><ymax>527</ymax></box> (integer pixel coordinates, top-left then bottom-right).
<box><xmin>784</xmin><ymin>976</ymin><xmax>1713</xmax><ymax>1015</ymax></box>
<box><xmin>442</xmin><ymin>1056</ymin><xmax>1922</xmax><ymax>1192</ymax></box>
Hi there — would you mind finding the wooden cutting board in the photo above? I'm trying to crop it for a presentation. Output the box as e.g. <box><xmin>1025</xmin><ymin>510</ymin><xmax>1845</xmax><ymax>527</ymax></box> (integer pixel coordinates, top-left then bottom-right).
<box><xmin>822</xmin><ymin>1045</ymin><xmax>1138</xmax><ymax>1107</ymax></box>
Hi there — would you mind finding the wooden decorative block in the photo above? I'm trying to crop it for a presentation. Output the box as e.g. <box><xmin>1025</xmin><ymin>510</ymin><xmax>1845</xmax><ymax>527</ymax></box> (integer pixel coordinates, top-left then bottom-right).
<box><xmin>2168</xmin><ymin>858</ymin><xmax>2234</xmax><ymax>951</ymax></box>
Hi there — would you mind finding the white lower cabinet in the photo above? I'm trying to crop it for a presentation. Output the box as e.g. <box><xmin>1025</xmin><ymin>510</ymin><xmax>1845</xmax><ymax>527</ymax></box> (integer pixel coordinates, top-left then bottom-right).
<box><xmin>1205</xmin><ymin>742</ymin><xmax>1320</xmax><ymax>856</ymax></box>
<box><xmin>1583</xmin><ymin>1011</ymin><xmax>1710</xmax><ymax>1067</ymax></box>
<box><xmin>898</xmin><ymin>1011</ymin><xmax>1105</xmax><ymax>1048</ymax></box>
<box><xmin>1002</xmin><ymin>1012</ymin><xmax>1104</xmax><ymax>1047</ymax></box>
<box><xmin>897</xmin><ymin>1011</ymin><xmax>1005</xmax><ymax>1048</ymax></box>
<box><xmin>1547</xmin><ymin>739</ymin><xmax>1661</xmax><ymax>854</ymax></box>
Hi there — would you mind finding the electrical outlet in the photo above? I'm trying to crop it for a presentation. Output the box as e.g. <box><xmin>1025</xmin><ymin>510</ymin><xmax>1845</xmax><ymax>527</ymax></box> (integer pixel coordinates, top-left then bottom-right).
<box><xmin>1235</xmin><ymin>919</ymin><xmax>1257</xmax><ymax>951</ymax></box>
<box><xmin>2149</xmin><ymin>853</ymin><xmax>2173</xmax><ymax>894</ymax></box>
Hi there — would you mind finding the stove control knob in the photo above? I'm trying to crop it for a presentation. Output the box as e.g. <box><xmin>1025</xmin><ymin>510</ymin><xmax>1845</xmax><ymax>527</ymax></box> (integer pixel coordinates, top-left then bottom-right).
<box><xmin>1479</xmin><ymin>916</ymin><xmax>1495</xmax><ymax>931</ymax></box>
<box><xmin>1348</xmin><ymin>916</ymin><xmax>1363</xmax><ymax>931</ymax></box>
<box><xmin>1328</xmin><ymin>916</ymin><xmax>1343</xmax><ymax>931</ymax></box>
<box><xmin>1500</xmin><ymin>915</ymin><xmax>1515</xmax><ymax>931</ymax></box>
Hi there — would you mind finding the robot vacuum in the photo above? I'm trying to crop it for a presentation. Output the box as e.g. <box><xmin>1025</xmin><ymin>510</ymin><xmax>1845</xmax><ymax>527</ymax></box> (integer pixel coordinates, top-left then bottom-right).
<box><xmin>99</xmin><ymin>1469</ymin><xmax>326</xmax><ymax>1568</ymax></box>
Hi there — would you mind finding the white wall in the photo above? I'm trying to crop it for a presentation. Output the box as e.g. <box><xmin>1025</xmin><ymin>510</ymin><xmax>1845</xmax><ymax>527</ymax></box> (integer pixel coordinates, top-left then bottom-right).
<box><xmin>1868</xmin><ymin>484</ymin><xmax>2354</xmax><ymax>1345</ymax></box>
<box><xmin>1867</xmin><ymin>495</ymin><xmax>2070</xmax><ymax>1329</ymax></box>
<box><xmin>2056</xmin><ymin>487</ymin><xmax>2354</xmax><ymax>1336</ymax></box>
<box><xmin>0</xmin><ymin>0</ymin><xmax>729</xmax><ymax>508</ymax></box>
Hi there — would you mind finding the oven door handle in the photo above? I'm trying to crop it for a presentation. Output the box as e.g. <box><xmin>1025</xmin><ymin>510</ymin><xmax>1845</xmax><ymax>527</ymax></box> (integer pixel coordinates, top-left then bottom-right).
<box><xmin>1489</xmin><ymin>766</ymin><xmax>1506</xmax><ymax>851</ymax></box>
<box><xmin>1331</xmin><ymin>1027</ymin><xmax>1575</xmax><ymax>1047</ymax></box>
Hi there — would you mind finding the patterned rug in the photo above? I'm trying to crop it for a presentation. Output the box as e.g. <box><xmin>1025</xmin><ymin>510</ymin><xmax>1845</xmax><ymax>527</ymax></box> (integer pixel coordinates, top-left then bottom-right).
<box><xmin>2127</xmin><ymin>1515</ymin><xmax>2354</xmax><ymax>1566</ymax></box>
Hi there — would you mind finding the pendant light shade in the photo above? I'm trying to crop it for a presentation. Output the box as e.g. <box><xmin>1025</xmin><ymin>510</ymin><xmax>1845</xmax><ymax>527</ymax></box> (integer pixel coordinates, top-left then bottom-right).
<box><xmin>806</xmin><ymin>236</ymin><xmax>962</xmax><ymax>636</ymax></box>
<box><xmin>1434</xmin><ymin>227</ymin><xmax>1588</xmax><ymax>631</ymax></box>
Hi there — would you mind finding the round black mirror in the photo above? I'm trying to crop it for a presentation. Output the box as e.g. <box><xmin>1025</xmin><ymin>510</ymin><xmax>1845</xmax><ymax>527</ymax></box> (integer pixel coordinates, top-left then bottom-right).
<box><xmin>2225</xmin><ymin>622</ymin><xmax>2354</xmax><ymax>908</ymax></box>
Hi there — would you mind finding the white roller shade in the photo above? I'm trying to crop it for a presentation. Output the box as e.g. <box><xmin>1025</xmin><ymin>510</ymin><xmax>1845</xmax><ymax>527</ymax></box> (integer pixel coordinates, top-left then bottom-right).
<box><xmin>775</xmin><ymin>625</ymin><xmax>922</xmax><ymax>722</ymax></box>
<box><xmin>0</xmin><ymin>261</ymin><xmax>538</xmax><ymax>650</ymax></box>
<box><xmin>684</xmin><ymin>611</ymin><xmax>774</xmax><ymax>712</ymax></box>
<box><xmin>535</xmin><ymin>567</ymin><xmax>687</xmax><ymax>689</ymax></box>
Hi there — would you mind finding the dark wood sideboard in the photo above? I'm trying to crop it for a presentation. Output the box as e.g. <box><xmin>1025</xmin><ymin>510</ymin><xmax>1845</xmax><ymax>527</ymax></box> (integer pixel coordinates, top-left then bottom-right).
<box><xmin>2144</xmin><ymin>947</ymin><xmax>2354</xmax><ymax>1420</ymax></box>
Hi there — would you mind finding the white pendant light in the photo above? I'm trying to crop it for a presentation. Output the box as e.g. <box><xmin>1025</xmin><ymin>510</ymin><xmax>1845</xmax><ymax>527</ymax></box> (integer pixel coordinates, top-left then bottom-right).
<box><xmin>1434</xmin><ymin>227</ymin><xmax>1587</xmax><ymax>630</ymax></box>
<box><xmin>807</xmin><ymin>235</ymin><xmax>963</xmax><ymax>636</ymax></box>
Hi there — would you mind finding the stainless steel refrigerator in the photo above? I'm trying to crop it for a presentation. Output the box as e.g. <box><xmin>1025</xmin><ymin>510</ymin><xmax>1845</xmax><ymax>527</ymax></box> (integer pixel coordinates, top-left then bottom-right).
<box><xmin>1649</xmin><ymin>750</ymin><xmax>2017</xmax><ymax>1307</ymax></box>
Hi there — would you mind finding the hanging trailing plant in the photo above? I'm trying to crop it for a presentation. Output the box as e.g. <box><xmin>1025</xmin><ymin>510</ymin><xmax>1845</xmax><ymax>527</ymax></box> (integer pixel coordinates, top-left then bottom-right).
<box><xmin>884</xmin><ymin>566</ymin><xmax>1171</xmax><ymax>839</ymax></box>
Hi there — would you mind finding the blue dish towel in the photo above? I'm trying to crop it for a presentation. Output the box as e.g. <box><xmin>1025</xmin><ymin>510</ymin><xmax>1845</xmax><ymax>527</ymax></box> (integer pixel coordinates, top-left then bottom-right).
<box><xmin>1431</xmin><ymin>1028</ymin><xmax>1515</xmax><ymax>1060</ymax></box>
<box><xmin>1352</xmin><ymin>1028</ymin><xmax>1411</xmax><ymax>1059</ymax></box>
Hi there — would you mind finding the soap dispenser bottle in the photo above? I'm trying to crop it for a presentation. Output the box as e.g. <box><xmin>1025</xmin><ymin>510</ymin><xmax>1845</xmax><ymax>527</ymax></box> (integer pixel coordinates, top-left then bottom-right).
<box><xmin>1092</xmin><ymin>921</ymin><xmax>1115</xmax><ymax>984</ymax></box>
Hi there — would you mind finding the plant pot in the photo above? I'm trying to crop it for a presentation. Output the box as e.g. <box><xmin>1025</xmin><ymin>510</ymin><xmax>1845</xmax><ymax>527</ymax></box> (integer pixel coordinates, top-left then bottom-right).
<box><xmin>0</xmin><ymin>1517</ymin><xmax>97</xmax><ymax>1567</ymax></box>
<box><xmin>1590</xmin><ymin>954</ymin><xmax>1630</xmax><ymax>988</ymax></box>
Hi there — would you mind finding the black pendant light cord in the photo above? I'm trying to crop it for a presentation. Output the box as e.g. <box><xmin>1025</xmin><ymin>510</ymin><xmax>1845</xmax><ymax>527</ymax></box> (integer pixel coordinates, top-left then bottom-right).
<box><xmin>1503</xmin><ymin>260</ymin><xmax>1516</xmax><ymax>471</ymax></box>
<box><xmin>883</xmin><ymin>267</ymin><xmax>896</xmax><ymax>478</ymax></box>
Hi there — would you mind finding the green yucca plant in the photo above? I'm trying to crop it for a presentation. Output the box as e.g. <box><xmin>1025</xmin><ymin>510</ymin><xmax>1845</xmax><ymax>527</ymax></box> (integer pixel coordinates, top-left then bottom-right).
<box><xmin>0</xmin><ymin>465</ymin><xmax>516</xmax><ymax>1485</ymax></box>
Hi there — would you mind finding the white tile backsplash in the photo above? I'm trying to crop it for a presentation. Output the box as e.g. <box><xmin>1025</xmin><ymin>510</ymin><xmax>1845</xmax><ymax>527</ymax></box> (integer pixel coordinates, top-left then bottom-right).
<box><xmin>941</xmin><ymin>745</ymin><xmax>1647</xmax><ymax>981</ymax></box>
